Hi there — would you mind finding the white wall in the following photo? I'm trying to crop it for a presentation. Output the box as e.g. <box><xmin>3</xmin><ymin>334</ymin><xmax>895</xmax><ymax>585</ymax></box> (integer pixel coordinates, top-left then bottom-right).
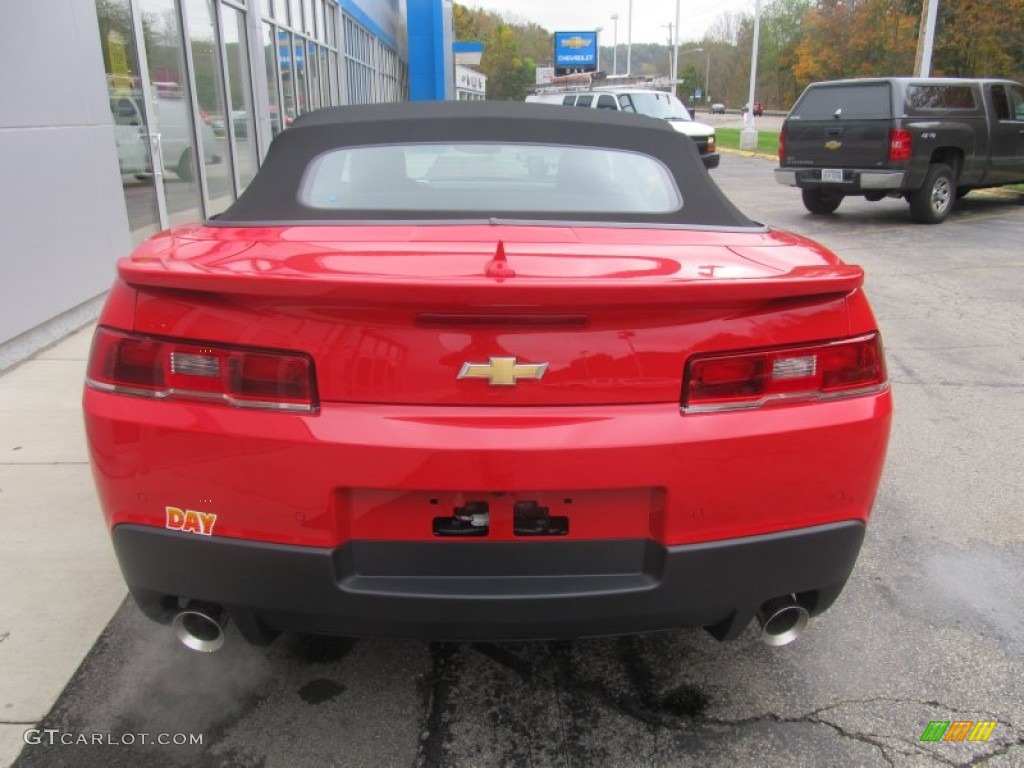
<box><xmin>0</xmin><ymin>0</ymin><xmax>131</xmax><ymax>366</ymax></box>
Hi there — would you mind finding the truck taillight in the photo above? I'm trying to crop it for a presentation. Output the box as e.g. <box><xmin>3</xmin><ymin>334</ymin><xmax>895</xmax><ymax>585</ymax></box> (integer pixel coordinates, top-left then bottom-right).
<box><xmin>889</xmin><ymin>129</ymin><xmax>912</xmax><ymax>162</ymax></box>
<box><xmin>778</xmin><ymin>128</ymin><xmax>786</xmax><ymax>163</ymax></box>
<box><xmin>86</xmin><ymin>327</ymin><xmax>317</xmax><ymax>412</ymax></box>
<box><xmin>683</xmin><ymin>334</ymin><xmax>887</xmax><ymax>413</ymax></box>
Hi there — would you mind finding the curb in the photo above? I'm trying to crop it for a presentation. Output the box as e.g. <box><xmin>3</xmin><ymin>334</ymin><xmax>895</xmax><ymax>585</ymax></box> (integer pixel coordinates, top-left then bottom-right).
<box><xmin>718</xmin><ymin>147</ymin><xmax>777</xmax><ymax>162</ymax></box>
<box><xmin>970</xmin><ymin>187</ymin><xmax>1024</xmax><ymax>201</ymax></box>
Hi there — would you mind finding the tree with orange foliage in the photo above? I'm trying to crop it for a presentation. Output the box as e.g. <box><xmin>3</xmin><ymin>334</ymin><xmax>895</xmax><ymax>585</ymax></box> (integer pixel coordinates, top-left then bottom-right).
<box><xmin>792</xmin><ymin>0</ymin><xmax>1023</xmax><ymax>86</ymax></box>
<box><xmin>793</xmin><ymin>0</ymin><xmax>918</xmax><ymax>84</ymax></box>
<box><xmin>931</xmin><ymin>0</ymin><xmax>1024</xmax><ymax>78</ymax></box>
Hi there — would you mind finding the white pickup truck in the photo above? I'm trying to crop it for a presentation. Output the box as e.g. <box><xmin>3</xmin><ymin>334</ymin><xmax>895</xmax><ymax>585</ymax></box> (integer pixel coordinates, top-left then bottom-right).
<box><xmin>527</xmin><ymin>88</ymin><xmax>719</xmax><ymax>169</ymax></box>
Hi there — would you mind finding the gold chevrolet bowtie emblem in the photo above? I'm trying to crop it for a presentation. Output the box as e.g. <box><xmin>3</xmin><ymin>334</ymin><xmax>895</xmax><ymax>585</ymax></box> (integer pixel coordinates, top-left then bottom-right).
<box><xmin>561</xmin><ymin>36</ymin><xmax>591</xmax><ymax>49</ymax></box>
<box><xmin>457</xmin><ymin>357</ymin><xmax>549</xmax><ymax>386</ymax></box>
<box><xmin>825</xmin><ymin>140</ymin><xmax>843</xmax><ymax>150</ymax></box>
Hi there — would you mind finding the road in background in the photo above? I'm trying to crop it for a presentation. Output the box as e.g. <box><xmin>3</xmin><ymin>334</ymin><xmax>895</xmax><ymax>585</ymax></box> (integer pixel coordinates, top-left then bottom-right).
<box><xmin>10</xmin><ymin>153</ymin><xmax>1024</xmax><ymax>768</ymax></box>
<box><xmin>693</xmin><ymin>111</ymin><xmax>785</xmax><ymax>132</ymax></box>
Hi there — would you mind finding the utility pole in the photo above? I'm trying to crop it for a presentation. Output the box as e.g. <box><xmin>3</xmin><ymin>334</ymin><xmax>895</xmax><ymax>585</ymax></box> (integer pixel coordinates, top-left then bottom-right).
<box><xmin>705</xmin><ymin>49</ymin><xmax>710</xmax><ymax>103</ymax></box>
<box><xmin>626</xmin><ymin>0</ymin><xmax>633</xmax><ymax>75</ymax></box>
<box><xmin>664</xmin><ymin>23</ymin><xmax>675</xmax><ymax>82</ymax></box>
<box><xmin>740</xmin><ymin>0</ymin><xmax>762</xmax><ymax>149</ymax></box>
<box><xmin>611</xmin><ymin>14</ymin><xmax>619</xmax><ymax>75</ymax></box>
<box><xmin>672</xmin><ymin>0</ymin><xmax>681</xmax><ymax>88</ymax></box>
<box><xmin>914</xmin><ymin>0</ymin><xmax>940</xmax><ymax>77</ymax></box>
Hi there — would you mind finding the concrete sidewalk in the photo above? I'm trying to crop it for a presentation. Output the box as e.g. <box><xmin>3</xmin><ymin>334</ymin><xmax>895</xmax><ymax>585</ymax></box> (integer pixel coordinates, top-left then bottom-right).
<box><xmin>0</xmin><ymin>324</ymin><xmax>126</xmax><ymax>767</ymax></box>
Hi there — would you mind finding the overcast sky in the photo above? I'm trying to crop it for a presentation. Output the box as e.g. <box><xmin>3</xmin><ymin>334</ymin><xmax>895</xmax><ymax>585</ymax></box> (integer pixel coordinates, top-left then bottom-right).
<box><xmin>464</xmin><ymin>0</ymin><xmax>757</xmax><ymax>45</ymax></box>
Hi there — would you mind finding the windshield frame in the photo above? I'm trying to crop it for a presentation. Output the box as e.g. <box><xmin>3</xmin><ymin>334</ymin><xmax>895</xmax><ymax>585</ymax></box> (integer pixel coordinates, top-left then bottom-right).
<box><xmin>215</xmin><ymin>100</ymin><xmax>760</xmax><ymax>229</ymax></box>
<box><xmin>618</xmin><ymin>92</ymin><xmax>693</xmax><ymax>121</ymax></box>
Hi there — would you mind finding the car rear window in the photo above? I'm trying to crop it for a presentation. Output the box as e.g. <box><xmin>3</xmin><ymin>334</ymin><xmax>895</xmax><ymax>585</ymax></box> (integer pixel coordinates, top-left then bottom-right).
<box><xmin>905</xmin><ymin>84</ymin><xmax>978</xmax><ymax>112</ymax></box>
<box><xmin>300</xmin><ymin>143</ymin><xmax>683</xmax><ymax>214</ymax></box>
<box><xmin>790</xmin><ymin>83</ymin><xmax>892</xmax><ymax>120</ymax></box>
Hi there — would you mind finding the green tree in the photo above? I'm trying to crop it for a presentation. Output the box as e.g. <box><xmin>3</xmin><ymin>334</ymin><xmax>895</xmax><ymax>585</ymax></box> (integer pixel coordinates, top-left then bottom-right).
<box><xmin>760</xmin><ymin>0</ymin><xmax>812</xmax><ymax>108</ymax></box>
<box><xmin>931</xmin><ymin>0</ymin><xmax>1024</xmax><ymax>80</ymax></box>
<box><xmin>481</xmin><ymin>24</ymin><xmax>534</xmax><ymax>100</ymax></box>
<box><xmin>452</xmin><ymin>4</ymin><xmax>481</xmax><ymax>41</ymax></box>
<box><xmin>516</xmin><ymin>23</ymin><xmax>553</xmax><ymax>66</ymax></box>
<box><xmin>678</xmin><ymin>63</ymin><xmax>701</xmax><ymax>103</ymax></box>
<box><xmin>454</xmin><ymin>5</ymin><xmax>550</xmax><ymax>100</ymax></box>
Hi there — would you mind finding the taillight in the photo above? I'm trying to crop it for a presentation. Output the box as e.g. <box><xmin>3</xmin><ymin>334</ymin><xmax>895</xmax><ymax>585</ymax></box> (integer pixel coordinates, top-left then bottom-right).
<box><xmin>86</xmin><ymin>328</ymin><xmax>316</xmax><ymax>412</ymax></box>
<box><xmin>683</xmin><ymin>334</ymin><xmax>887</xmax><ymax>413</ymax></box>
<box><xmin>778</xmin><ymin>128</ymin><xmax>786</xmax><ymax>163</ymax></box>
<box><xmin>888</xmin><ymin>129</ymin><xmax>911</xmax><ymax>162</ymax></box>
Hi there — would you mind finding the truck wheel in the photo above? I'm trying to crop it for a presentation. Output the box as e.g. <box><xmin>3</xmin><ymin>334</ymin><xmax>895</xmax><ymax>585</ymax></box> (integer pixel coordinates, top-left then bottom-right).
<box><xmin>908</xmin><ymin>163</ymin><xmax>954</xmax><ymax>223</ymax></box>
<box><xmin>175</xmin><ymin>148</ymin><xmax>194</xmax><ymax>182</ymax></box>
<box><xmin>801</xmin><ymin>188</ymin><xmax>843</xmax><ymax>215</ymax></box>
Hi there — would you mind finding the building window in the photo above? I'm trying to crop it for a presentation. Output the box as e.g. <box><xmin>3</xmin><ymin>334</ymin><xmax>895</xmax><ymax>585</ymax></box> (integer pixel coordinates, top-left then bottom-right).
<box><xmin>221</xmin><ymin>5</ymin><xmax>259</xmax><ymax>189</ymax></box>
<box><xmin>342</xmin><ymin>13</ymin><xmax>406</xmax><ymax>105</ymax></box>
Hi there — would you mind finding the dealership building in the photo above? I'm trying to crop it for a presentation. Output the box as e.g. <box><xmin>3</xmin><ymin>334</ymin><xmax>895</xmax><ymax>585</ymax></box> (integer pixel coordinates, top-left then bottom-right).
<box><xmin>1</xmin><ymin>0</ymin><xmax>479</xmax><ymax>368</ymax></box>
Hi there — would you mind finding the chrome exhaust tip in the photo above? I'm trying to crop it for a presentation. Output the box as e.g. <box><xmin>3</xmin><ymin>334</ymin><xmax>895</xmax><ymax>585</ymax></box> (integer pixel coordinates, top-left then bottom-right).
<box><xmin>172</xmin><ymin>602</ymin><xmax>227</xmax><ymax>652</ymax></box>
<box><xmin>756</xmin><ymin>596</ymin><xmax>809</xmax><ymax>647</ymax></box>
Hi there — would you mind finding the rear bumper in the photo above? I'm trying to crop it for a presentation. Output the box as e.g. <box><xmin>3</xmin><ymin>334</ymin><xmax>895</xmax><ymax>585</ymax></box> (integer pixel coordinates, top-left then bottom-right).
<box><xmin>87</xmin><ymin>387</ymin><xmax>891</xmax><ymax>642</ymax></box>
<box><xmin>775</xmin><ymin>168</ymin><xmax>907</xmax><ymax>191</ymax></box>
<box><xmin>85</xmin><ymin>391</ymin><xmax>891</xmax><ymax>548</ymax></box>
<box><xmin>115</xmin><ymin>520</ymin><xmax>865</xmax><ymax>642</ymax></box>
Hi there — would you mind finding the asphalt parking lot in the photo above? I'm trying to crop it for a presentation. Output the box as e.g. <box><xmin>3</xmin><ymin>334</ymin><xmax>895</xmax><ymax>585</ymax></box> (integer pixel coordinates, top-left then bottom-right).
<box><xmin>8</xmin><ymin>152</ymin><xmax>1024</xmax><ymax>768</ymax></box>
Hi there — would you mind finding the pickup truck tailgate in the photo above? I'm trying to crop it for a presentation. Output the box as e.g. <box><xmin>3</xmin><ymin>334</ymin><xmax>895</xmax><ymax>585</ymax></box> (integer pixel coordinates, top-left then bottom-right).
<box><xmin>783</xmin><ymin>81</ymin><xmax>894</xmax><ymax>169</ymax></box>
<box><xmin>784</xmin><ymin>119</ymin><xmax>891</xmax><ymax>168</ymax></box>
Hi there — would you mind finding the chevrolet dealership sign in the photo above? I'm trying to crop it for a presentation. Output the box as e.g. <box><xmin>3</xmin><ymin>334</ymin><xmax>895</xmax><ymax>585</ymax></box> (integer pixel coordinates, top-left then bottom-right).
<box><xmin>554</xmin><ymin>31</ymin><xmax>597</xmax><ymax>71</ymax></box>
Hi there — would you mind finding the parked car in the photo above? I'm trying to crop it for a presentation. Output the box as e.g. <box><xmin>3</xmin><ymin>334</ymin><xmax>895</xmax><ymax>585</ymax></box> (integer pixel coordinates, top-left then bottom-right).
<box><xmin>742</xmin><ymin>102</ymin><xmax>764</xmax><ymax>116</ymax></box>
<box><xmin>210</xmin><ymin>109</ymin><xmax>254</xmax><ymax>139</ymax></box>
<box><xmin>84</xmin><ymin>102</ymin><xmax>891</xmax><ymax>652</ymax></box>
<box><xmin>527</xmin><ymin>88</ymin><xmax>719</xmax><ymax>169</ymax></box>
<box><xmin>775</xmin><ymin>77</ymin><xmax>1024</xmax><ymax>223</ymax></box>
<box><xmin>709</xmin><ymin>103</ymin><xmax>726</xmax><ymax>114</ymax></box>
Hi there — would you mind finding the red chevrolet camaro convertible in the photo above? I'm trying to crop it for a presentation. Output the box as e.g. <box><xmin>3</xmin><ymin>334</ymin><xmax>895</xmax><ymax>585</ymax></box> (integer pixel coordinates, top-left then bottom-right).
<box><xmin>84</xmin><ymin>102</ymin><xmax>891</xmax><ymax>652</ymax></box>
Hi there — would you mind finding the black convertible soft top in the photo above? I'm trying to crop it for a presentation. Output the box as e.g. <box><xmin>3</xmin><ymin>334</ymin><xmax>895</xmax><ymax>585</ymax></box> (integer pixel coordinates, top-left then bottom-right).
<box><xmin>216</xmin><ymin>100</ymin><xmax>758</xmax><ymax>229</ymax></box>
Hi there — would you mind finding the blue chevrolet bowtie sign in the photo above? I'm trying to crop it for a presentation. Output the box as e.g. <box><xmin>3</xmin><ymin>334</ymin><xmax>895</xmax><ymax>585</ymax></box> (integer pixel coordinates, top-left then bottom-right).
<box><xmin>554</xmin><ymin>31</ymin><xmax>597</xmax><ymax>69</ymax></box>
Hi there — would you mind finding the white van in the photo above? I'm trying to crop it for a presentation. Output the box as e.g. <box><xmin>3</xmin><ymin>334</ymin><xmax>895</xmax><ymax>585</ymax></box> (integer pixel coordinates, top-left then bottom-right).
<box><xmin>109</xmin><ymin>92</ymin><xmax>222</xmax><ymax>181</ymax></box>
<box><xmin>526</xmin><ymin>88</ymin><xmax>719</xmax><ymax>169</ymax></box>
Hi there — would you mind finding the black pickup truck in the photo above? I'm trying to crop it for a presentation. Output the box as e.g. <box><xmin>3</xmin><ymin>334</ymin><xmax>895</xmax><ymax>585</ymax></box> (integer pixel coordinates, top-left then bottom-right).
<box><xmin>774</xmin><ymin>77</ymin><xmax>1024</xmax><ymax>223</ymax></box>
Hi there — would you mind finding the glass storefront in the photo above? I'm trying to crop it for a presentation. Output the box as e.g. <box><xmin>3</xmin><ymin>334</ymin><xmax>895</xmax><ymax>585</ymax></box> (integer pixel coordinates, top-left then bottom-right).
<box><xmin>95</xmin><ymin>0</ymin><xmax>367</xmax><ymax>236</ymax></box>
<box><xmin>183</xmin><ymin>0</ymin><xmax>232</xmax><ymax>215</ymax></box>
<box><xmin>262</xmin><ymin>0</ymin><xmax>344</xmax><ymax>131</ymax></box>
<box><xmin>221</xmin><ymin>8</ymin><xmax>260</xmax><ymax>189</ymax></box>
<box><xmin>138</xmin><ymin>0</ymin><xmax>205</xmax><ymax>227</ymax></box>
<box><xmin>261</xmin><ymin>22</ymin><xmax>283</xmax><ymax>137</ymax></box>
<box><xmin>96</xmin><ymin>0</ymin><xmax>162</xmax><ymax>244</ymax></box>
<box><xmin>342</xmin><ymin>13</ymin><xmax>406</xmax><ymax>105</ymax></box>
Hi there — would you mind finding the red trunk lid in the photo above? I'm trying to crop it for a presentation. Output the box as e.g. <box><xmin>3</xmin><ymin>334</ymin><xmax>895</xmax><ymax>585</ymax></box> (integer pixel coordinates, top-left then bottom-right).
<box><xmin>123</xmin><ymin>224</ymin><xmax>861</xmax><ymax>406</ymax></box>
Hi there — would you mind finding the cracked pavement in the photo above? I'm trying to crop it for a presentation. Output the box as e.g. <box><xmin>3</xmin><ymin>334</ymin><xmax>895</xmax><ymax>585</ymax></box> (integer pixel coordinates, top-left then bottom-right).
<box><xmin>12</xmin><ymin>154</ymin><xmax>1024</xmax><ymax>768</ymax></box>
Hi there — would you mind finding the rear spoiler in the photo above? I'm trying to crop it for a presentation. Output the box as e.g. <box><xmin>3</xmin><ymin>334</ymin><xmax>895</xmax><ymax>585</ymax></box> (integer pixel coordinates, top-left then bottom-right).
<box><xmin>119</xmin><ymin>261</ymin><xmax>863</xmax><ymax>306</ymax></box>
